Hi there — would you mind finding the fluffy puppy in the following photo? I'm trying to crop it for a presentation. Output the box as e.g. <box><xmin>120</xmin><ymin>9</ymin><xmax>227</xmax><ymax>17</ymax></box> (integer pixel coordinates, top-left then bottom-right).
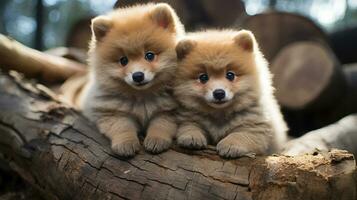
<box><xmin>174</xmin><ymin>30</ymin><xmax>287</xmax><ymax>158</ymax></box>
<box><xmin>80</xmin><ymin>3</ymin><xmax>184</xmax><ymax>157</ymax></box>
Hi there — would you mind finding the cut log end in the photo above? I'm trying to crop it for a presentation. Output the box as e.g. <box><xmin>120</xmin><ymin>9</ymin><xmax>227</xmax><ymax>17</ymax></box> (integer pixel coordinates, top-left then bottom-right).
<box><xmin>271</xmin><ymin>41</ymin><xmax>345</xmax><ymax>110</ymax></box>
<box><xmin>240</xmin><ymin>11</ymin><xmax>328</xmax><ymax>62</ymax></box>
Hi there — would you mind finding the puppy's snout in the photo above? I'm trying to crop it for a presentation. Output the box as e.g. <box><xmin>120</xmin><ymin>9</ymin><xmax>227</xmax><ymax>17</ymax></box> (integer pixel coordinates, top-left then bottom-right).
<box><xmin>132</xmin><ymin>72</ymin><xmax>145</xmax><ymax>83</ymax></box>
<box><xmin>213</xmin><ymin>89</ymin><xmax>226</xmax><ymax>101</ymax></box>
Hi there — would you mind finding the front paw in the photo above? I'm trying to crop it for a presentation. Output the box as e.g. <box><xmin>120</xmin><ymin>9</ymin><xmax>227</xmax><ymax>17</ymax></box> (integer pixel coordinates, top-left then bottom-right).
<box><xmin>111</xmin><ymin>137</ymin><xmax>140</xmax><ymax>157</ymax></box>
<box><xmin>177</xmin><ymin>133</ymin><xmax>207</xmax><ymax>149</ymax></box>
<box><xmin>216</xmin><ymin>135</ymin><xmax>253</xmax><ymax>158</ymax></box>
<box><xmin>144</xmin><ymin>136</ymin><xmax>172</xmax><ymax>154</ymax></box>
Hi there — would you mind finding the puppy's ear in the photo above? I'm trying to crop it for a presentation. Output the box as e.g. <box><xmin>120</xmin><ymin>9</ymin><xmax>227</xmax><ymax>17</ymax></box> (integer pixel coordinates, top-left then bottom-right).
<box><xmin>150</xmin><ymin>3</ymin><xmax>176</xmax><ymax>32</ymax></box>
<box><xmin>176</xmin><ymin>39</ymin><xmax>196</xmax><ymax>60</ymax></box>
<box><xmin>91</xmin><ymin>16</ymin><xmax>112</xmax><ymax>41</ymax></box>
<box><xmin>234</xmin><ymin>30</ymin><xmax>255</xmax><ymax>52</ymax></box>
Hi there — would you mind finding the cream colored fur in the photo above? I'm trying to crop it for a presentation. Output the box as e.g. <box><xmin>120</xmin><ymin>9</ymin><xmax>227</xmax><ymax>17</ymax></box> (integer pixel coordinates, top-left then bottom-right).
<box><xmin>174</xmin><ymin>30</ymin><xmax>287</xmax><ymax>158</ymax></box>
<box><xmin>80</xmin><ymin>3</ymin><xmax>184</xmax><ymax>157</ymax></box>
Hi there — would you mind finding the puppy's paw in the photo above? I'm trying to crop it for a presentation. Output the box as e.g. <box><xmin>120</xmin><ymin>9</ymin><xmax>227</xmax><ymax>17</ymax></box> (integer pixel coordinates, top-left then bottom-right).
<box><xmin>177</xmin><ymin>133</ymin><xmax>207</xmax><ymax>149</ymax></box>
<box><xmin>144</xmin><ymin>135</ymin><xmax>172</xmax><ymax>154</ymax></box>
<box><xmin>111</xmin><ymin>137</ymin><xmax>140</xmax><ymax>157</ymax></box>
<box><xmin>216</xmin><ymin>135</ymin><xmax>254</xmax><ymax>158</ymax></box>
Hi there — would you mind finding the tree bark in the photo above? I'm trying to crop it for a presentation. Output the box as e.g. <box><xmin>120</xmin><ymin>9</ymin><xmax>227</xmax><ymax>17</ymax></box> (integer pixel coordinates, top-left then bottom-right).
<box><xmin>0</xmin><ymin>71</ymin><xmax>356</xmax><ymax>200</ymax></box>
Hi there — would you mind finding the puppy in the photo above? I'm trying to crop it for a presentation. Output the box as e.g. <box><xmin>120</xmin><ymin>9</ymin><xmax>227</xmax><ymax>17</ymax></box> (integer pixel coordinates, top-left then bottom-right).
<box><xmin>80</xmin><ymin>3</ymin><xmax>184</xmax><ymax>157</ymax></box>
<box><xmin>174</xmin><ymin>30</ymin><xmax>287</xmax><ymax>158</ymax></box>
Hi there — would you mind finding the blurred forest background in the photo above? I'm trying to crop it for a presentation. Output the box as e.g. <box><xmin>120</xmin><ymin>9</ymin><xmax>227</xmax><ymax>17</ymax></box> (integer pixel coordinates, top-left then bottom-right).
<box><xmin>1</xmin><ymin>0</ymin><xmax>357</xmax><ymax>50</ymax></box>
<box><xmin>1</xmin><ymin>0</ymin><xmax>357</xmax><ymax>199</ymax></box>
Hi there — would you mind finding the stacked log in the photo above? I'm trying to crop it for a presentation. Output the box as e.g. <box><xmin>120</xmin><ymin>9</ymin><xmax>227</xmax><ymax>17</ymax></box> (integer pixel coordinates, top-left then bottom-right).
<box><xmin>239</xmin><ymin>11</ymin><xmax>328</xmax><ymax>62</ymax></box>
<box><xmin>271</xmin><ymin>41</ymin><xmax>345</xmax><ymax>111</ymax></box>
<box><xmin>270</xmin><ymin>41</ymin><xmax>357</xmax><ymax>136</ymax></box>
<box><xmin>240</xmin><ymin>11</ymin><xmax>357</xmax><ymax>136</ymax></box>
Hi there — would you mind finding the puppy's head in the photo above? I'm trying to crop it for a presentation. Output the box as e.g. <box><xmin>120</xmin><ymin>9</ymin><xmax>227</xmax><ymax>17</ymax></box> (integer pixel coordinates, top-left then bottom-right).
<box><xmin>175</xmin><ymin>30</ymin><xmax>262</xmax><ymax>111</ymax></box>
<box><xmin>89</xmin><ymin>3</ymin><xmax>184</xmax><ymax>92</ymax></box>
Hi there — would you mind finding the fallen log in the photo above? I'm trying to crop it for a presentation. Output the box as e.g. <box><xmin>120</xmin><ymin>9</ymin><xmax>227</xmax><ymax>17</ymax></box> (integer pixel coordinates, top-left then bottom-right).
<box><xmin>0</xmin><ymin>34</ymin><xmax>86</xmax><ymax>84</ymax></box>
<box><xmin>283</xmin><ymin>114</ymin><xmax>357</xmax><ymax>156</ymax></box>
<box><xmin>0</xmin><ymin>71</ymin><xmax>356</xmax><ymax>200</ymax></box>
<box><xmin>239</xmin><ymin>11</ymin><xmax>328</xmax><ymax>62</ymax></box>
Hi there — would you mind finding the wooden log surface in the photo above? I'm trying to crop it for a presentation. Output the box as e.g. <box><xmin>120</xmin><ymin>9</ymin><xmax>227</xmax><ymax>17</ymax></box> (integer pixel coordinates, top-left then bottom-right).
<box><xmin>0</xmin><ymin>71</ymin><xmax>356</xmax><ymax>200</ymax></box>
<box><xmin>0</xmin><ymin>34</ymin><xmax>86</xmax><ymax>84</ymax></box>
<box><xmin>283</xmin><ymin>114</ymin><xmax>357</xmax><ymax>156</ymax></box>
<box><xmin>240</xmin><ymin>11</ymin><xmax>328</xmax><ymax>62</ymax></box>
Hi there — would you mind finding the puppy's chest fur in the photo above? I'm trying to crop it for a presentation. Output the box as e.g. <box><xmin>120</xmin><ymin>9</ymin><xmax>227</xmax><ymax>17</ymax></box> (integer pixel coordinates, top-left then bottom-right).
<box><xmin>88</xmin><ymin>89</ymin><xmax>177</xmax><ymax>127</ymax></box>
<box><xmin>178</xmin><ymin>109</ymin><xmax>245</xmax><ymax>144</ymax></box>
<box><xmin>178</xmin><ymin>108</ymin><xmax>260</xmax><ymax>144</ymax></box>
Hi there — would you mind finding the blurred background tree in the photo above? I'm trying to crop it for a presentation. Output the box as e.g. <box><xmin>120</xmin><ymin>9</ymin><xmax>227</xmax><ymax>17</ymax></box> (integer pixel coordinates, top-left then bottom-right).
<box><xmin>1</xmin><ymin>0</ymin><xmax>357</xmax><ymax>51</ymax></box>
<box><xmin>0</xmin><ymin>0</ymin><xmax>116</xmax><ymax>50</ymax></box>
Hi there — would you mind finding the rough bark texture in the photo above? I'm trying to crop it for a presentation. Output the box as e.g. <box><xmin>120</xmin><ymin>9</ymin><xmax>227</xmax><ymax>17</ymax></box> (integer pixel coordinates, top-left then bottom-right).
<box><xmin>0</xmin><ymin>71</ymin><xmax>356</xmax><ymax>200</ymax></box>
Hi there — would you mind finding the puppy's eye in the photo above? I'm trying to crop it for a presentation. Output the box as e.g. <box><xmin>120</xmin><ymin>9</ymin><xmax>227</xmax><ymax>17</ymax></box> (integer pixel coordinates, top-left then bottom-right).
<box><xmin>226</xmin><ymin>71</ymin><xmax>235</xmax><ymax>81</ymax></box>
<box><xmin>119</xmin><ymin>56</ymin><xmax>129</xmax><ymax>66</ymax></box>
<box><xmin>198</xmin><ymin>73</ymin><xmax>209</xmax><ymax>84</ymax></box>
<box><xmin>145</xmin><ymin>51</ymin><xmax>155</xmax><ymax>62</ymax></box>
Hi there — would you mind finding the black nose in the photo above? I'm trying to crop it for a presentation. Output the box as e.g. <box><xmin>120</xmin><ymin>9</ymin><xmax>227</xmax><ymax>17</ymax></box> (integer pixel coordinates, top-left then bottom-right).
<box><xmin>132</xmin><ymin>72</ymin><xmax>145</xmax><ymax>83</ymax></box>
<box><xmin>213</xmin><ymin>89</ymin><xmax>226</xmax><ymax>101</ymax></box>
